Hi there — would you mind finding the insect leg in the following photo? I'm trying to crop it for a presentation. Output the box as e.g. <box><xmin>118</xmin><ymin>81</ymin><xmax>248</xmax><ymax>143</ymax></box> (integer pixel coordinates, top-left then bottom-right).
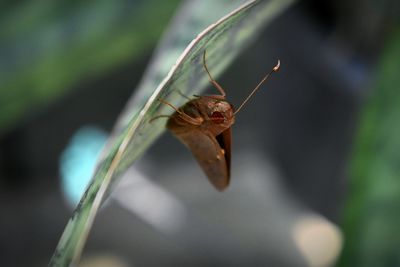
<box><xmin>158</xmin><ymin>98</ymin><xmax>203</xmax><ymax>125</ymax></box>
<box><xmin>149</xmin><ymin>115</ymin><xmax>171</xmax><ymax>123</ymax></box>
<box><xmin>158</xmin><ymin>98</ymin><xmax>182</xmax><ymax>113</ymax></box>
<box><xmin>176</xmin><ymin>90</ymin><xmax>193</xmax><ymax>101</ymax></box>
<box><xmin>177</xmin><ymin>113</ymin><xmax>203</xmax><ymax>125</ymax></box>
<box><xmin>203</xmin><ymin>50</ymin><xmax>226</xmax><ymax>97</ymax></box>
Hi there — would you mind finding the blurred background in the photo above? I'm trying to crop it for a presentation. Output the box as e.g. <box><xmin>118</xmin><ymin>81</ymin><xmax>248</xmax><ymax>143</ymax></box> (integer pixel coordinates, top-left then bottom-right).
<box><xmin>1</xmin><ymin>0</ymin><xmax>399</xmax><ymax>266</ymax></box>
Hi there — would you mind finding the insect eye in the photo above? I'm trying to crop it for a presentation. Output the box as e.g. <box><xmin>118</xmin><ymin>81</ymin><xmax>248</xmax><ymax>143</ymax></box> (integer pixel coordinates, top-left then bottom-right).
<box><xmin>210</xmin><ymin>111</ymin><xmax>224</xmax><ymax>123</ymax></box>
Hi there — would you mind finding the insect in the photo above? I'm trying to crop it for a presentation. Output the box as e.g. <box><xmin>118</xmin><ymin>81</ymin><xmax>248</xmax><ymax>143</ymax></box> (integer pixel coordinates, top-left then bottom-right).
<box><xmin>157</xmin><ymin>50</ymin><xmax>280</xmax><ymax>191</ymax></box>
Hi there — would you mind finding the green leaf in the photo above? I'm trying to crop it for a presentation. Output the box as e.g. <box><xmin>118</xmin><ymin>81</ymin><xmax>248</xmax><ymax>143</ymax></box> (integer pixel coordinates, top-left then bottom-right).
<box><xmin>49</xmin><ymin>0</ymin><xmax>295</xmax><ymax>266</ymax></box>
<box><xmin>338</xmin><ymin>30</ymin><xmax>400</xmax><ymax>267</ymax></box>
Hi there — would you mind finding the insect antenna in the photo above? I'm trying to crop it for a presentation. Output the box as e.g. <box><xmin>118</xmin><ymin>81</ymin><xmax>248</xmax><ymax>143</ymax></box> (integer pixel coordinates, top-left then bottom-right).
<box><xmin>234</xmin><ymin>60</ymin><xmax>280</xmax><ymax>115</ymax></box>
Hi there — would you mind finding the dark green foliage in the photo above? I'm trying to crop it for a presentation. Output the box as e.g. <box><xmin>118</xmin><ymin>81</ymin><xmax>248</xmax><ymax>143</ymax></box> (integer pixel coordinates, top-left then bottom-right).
<box><xmin>338</xmin><ymin>30</ymin><xmax>400</xmax><ymax>267</ymax></box>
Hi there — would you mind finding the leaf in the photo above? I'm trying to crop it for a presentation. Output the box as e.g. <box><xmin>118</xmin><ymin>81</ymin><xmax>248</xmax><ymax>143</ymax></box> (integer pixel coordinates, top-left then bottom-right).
<box><xmin>337</xmin><ymin>30</ymin><xmax>400</xmax><ymax>267</ymax></box>
<box><xmin>49</xmin><ymin>0</ymin><xmax>295</xmax><ymax>266</ymax></box>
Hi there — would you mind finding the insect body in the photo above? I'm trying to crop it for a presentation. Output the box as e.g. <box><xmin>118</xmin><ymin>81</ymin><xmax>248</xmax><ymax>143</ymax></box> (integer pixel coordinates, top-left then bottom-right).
<box><xmin>159</xmin><ymin>51</ymin><xmax>279</xmax><ymax>191</ymax></box>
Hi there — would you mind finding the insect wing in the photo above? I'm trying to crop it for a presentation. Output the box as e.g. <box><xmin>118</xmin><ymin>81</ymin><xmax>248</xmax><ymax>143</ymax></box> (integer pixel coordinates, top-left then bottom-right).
<box><xmin>216</xmin><ymin>128</ymin><xmax>232</xmax><ymax>178</ymax></box>
<box><xmin>173</xmin><ymin>129</ymin><xmax>230</xmax><ymax>191</ymax></box>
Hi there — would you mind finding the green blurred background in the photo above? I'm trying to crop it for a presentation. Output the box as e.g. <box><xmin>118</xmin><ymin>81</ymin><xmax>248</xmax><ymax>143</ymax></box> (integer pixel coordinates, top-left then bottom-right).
<box><xmin>0</xmin><ymin>0</ymin><xmax>399</xmax><ymax>266</ymax></box>
<box><xmin>0</xmin><ymin>0</ymin><xmax>180</xmax><ymax>133</ymax></box>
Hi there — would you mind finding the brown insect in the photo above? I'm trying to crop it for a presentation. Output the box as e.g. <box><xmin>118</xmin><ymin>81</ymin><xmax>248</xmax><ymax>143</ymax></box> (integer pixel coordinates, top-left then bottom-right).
<box><xmin>157</xmin><ymin>50</ymin><xmax>280</xmax><ymax>191</ymax></box>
